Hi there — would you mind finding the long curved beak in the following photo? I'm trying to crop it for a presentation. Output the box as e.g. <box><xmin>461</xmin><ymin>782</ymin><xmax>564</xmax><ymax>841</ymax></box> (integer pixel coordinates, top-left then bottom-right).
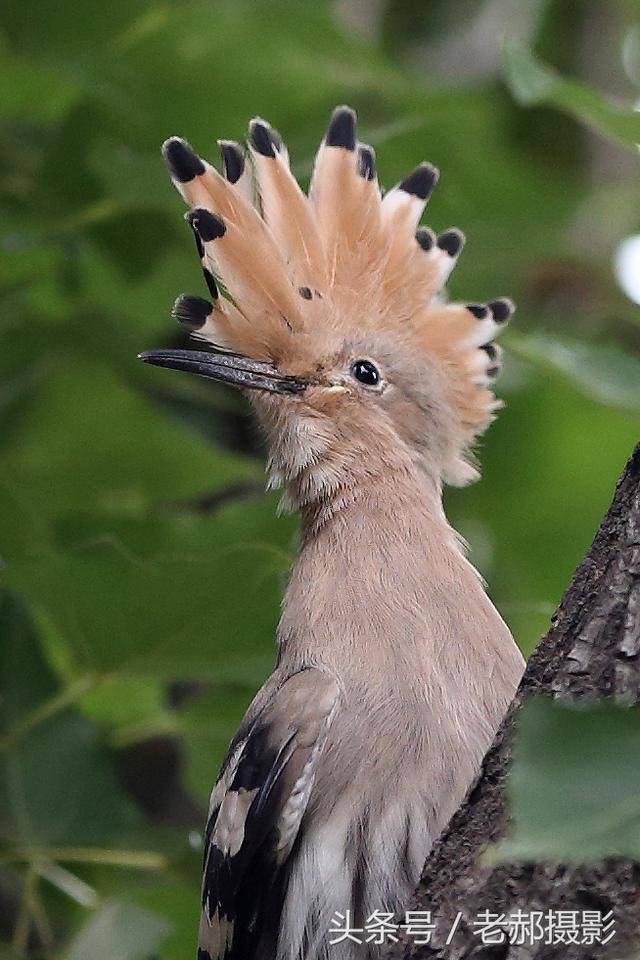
<box><xmin>138</xmin><ymin>348</ymin><xmax>307</xmax><ymax>395</ymax></box>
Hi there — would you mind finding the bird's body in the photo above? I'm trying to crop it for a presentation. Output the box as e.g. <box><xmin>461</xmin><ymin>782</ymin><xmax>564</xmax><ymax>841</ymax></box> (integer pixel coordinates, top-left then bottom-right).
<box><xmin>141</xmin><ymin>106</ymin><xmax>525</xmax><ymax>960</ymax></box>
<box><xmin>198</xmin><ymin>473</ymin><xmax>522</xmax><ymax>960</ymax></box>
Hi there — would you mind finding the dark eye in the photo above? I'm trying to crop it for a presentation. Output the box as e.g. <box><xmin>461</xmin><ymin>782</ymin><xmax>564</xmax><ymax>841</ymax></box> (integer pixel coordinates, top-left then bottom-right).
<box><xmin>351</xmin><ymin>359</ymin><xmax>380</xmax><ymax>386</ymax></box>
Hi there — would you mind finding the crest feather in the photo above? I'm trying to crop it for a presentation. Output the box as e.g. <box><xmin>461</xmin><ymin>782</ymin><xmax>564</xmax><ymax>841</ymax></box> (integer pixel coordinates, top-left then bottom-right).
<box><xmin>249</xmin><ymin>119</ymin><xmax>327</xmax><ymax>291</ymax></box>
<box><xmin>162</xmin><ymin>107</ymin><xmax>513</xmax><ymax>482</ymax></box>
<box><xmin>309</xmin><ymin>107</ymin><xmax>371</xmax><ymax>289</ymax></box>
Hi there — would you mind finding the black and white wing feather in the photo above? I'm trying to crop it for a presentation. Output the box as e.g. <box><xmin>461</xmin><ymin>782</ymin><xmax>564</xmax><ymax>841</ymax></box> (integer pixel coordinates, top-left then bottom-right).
<box><xmin>198</xmin><ymin>669</ymin><xmax>340</xmax><ymax>960</ymax></box>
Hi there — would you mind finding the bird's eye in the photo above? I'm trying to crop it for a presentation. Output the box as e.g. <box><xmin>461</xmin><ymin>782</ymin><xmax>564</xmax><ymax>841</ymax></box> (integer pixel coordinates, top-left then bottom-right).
<box><xmin>351</xmin><ymin>359</ymin><xmax>380</xmax><ymax>386</ymax></box>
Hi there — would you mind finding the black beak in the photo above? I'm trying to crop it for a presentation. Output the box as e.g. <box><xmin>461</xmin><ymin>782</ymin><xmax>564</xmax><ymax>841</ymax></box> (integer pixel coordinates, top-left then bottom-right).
<box><xmin>138</xmin><ymin>348</ymin><xmax>307</xmax><ymax>395</ymax></box>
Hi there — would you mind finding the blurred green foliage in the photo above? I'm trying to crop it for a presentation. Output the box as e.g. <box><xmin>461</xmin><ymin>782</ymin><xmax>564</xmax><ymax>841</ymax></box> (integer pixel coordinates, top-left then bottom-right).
<box><xmin>492</xmin><ymin>698</ymin><xmax>640</xmax><ymax>864</ymax></box>
<box><xmin>503</xmin><ymin>40</ymin><xmax>640</xmax><ymax>149</ymax></box>
<box><xmin>1</xmin><ymin>0</ymin><xmax>640</xmax><ymax>956</ymax></box>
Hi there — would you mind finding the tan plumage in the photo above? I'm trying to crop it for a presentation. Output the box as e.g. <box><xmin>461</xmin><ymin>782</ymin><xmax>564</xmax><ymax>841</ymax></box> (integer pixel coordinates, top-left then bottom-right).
<box><xmin>143</xmin><ymin>105</ymin><xmax>525</xmax><ymax>960</ymax></box>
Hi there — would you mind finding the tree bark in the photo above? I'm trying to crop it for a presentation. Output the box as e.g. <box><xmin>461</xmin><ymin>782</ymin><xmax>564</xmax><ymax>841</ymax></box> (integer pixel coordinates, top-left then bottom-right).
<box><xmin>385</xmin><ymin>443</ymin><xmax>640</xmax><ymax>959</ymax></box>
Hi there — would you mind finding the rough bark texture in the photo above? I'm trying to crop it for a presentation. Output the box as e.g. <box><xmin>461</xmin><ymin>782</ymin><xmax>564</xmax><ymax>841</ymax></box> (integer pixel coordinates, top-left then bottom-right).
<box><xmin>385</xmin><ymin>443</ymin><xmax>640</xmax><ymax>960</ymax></box>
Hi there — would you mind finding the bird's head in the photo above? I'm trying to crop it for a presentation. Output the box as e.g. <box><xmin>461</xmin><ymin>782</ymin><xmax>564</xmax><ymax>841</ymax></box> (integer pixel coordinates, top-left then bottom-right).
<box><xmin>140</xmin><ymin>107</ymin><xmax>513</xmax><ymax>510</ymax></box>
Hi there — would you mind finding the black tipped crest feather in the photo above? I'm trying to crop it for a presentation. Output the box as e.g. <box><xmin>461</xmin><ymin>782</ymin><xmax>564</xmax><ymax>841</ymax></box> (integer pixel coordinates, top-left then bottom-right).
<box><xmin>162</xmin><ymin>137</ymin><xmax>205</xmax><ymax>183</ymax></box>
<box><xmin>188</xmin><ymin>208</ymin><xmax>226</xmax><ymax>242</ymax></box>
<box><xmin>219</xmin><ymin>140</ymin><xmax>245</xmax><ymax>184</ymax></box>
<box><xmin>249</xmin><ymin>119</ymin><xmax>282</xmax><ymax>158</ymax></box>
<box><xmin>325</xmin><ymin>106</ymin><xmax>356</xmax><ymax>150</ymax></box>
<box><xmin>172</xmin><ymin>294</ymin><xmax>212</xmax><ymax>330</ymax></box>
<box><xmin>437</xmin><ymin>228</ymin><xmax>465</xmax><ymax>257</ymax></box>
<box><xmin>399</xmin><ymin>162</ymin><xmax>439</xmax><ymax>200</ymax></box>
<box><xmin>415</xmin><ymin>227</ymin><xmax>435</xmax><ymax>252</ymax></box>
<box><xmin>488</xmin><ymin>298</ymin><xmax>515</xmax><ymax>322</ymax></box>
<box><xmin>357</xmin><ymin>145</ymin><xmax>376</xmax><ymax>180</ymax></box>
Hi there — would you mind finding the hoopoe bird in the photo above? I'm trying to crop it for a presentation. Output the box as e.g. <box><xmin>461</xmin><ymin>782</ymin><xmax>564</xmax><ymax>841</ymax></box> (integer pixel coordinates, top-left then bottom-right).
<box><xmin>140</xmin><ymin>106</ymin><xmax>525</xmax><ymax>960</ymax></box>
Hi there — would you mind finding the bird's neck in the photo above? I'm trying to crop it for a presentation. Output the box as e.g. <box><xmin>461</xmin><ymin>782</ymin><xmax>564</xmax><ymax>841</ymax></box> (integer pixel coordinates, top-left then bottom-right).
<box><xmin>278</xmin><ymin>465</ymin><xmax>474</xmax><ymax>665</ymax></box>
<box><xmin>298</xmin><ymin>464</ymin><xmax>450</xmax><ymax>544</ymax></box>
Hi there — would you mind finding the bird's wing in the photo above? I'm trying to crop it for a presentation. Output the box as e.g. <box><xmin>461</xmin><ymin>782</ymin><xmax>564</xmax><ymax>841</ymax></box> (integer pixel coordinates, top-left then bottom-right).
<box><xmin>198</xmin><ymin>668</ymin><xmax>340</xmax><ymax>960</ymax></box>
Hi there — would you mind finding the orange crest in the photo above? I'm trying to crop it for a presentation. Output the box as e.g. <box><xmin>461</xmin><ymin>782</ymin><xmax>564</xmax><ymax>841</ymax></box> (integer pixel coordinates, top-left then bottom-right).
<box><xmin>161</xmin><ymin>106</ymin><xmax>514</xmax><ymax>485</ymax></box>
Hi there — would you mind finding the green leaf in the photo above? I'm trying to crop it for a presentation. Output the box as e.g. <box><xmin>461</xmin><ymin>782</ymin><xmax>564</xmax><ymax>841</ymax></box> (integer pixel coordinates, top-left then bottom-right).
<box><xmin>79</xmin><ymin>676</ymin><xmax>173</xmax><ymax>743</ymax></box>
<box><xmin>509</xmin><ymin>333</ymin><xmax>640</xmax><ymax>414</ymax></box>
<box><xmin>63</xmin><ymin>900</ymin><xmax>169</xmax><ymax>960</ymax></box>
<box><xmin>0</xmin><ymin>45</ymin><xmax>81</xmax><ymax>121</ymax></box>
<box><xmin>491</xmin><ymin>699</ymin><xmax>640</xmax><ymax>863</ymax></box>
<box><xmin>0</xmin><ymin>362</ymin><xmax>258</xmax><ymax>539</ymax></box>
<box><xmin>3</xmin><ymin>497</ymin><xmax>296</xmax><ymax>681</ymax></box>
<box><xmin>0</xmin><ymin>592</ymin><xmax>59</xmax><ymax>728</ymax></box>
<box><xmin>0</xmin><ymin>711</ymin><xmax>141</xmax><ymax>847</ymax></box>
<box><xmin>503</xmin><ymin>41</ymin><xmax>640</xmax><ymax>151</ymax></box>
<box><xmin>119</xmin><ymin>874</ymin><xmax>200</xmax><ymax>960</ymax></box>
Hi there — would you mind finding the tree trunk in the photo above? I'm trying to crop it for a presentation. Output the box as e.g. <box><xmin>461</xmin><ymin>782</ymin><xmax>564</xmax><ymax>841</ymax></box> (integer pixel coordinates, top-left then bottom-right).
<box><xmin>385</xmin><ymin>443</ymin><xmax>640</xmax><ymax>959</ymax></box>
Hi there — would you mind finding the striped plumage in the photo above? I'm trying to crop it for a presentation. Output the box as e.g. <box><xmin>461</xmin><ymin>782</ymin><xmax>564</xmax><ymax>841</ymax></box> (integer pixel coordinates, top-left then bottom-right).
<box><xmin>142</xmin><ymin>106</ymin><xmax>525</xmax><ymax>960</ymax></box>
